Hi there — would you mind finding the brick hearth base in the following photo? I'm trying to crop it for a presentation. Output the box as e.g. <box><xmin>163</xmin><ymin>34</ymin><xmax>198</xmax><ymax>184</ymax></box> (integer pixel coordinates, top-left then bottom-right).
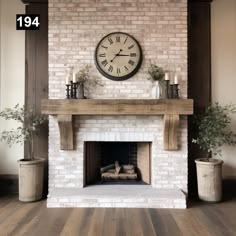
<box><xmin>47</xmin><ymin>185</ymin><xmax>186</xmax><ymax>209</ymax></box>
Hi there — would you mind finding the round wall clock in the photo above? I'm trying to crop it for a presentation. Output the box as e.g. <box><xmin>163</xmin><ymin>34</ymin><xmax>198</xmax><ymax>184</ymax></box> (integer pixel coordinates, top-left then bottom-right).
<box><xmin>94</xmin><ymin>32</ymin><xmax>142</xmax><ymax>81</ymax></box>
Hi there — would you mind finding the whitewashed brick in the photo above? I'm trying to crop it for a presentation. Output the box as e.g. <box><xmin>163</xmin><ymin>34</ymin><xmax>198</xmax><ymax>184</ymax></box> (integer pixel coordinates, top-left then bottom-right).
<box><xmin>48</xmin><ymin>0</ymin><xmax>188</xmax><ymax>208</ymax></box>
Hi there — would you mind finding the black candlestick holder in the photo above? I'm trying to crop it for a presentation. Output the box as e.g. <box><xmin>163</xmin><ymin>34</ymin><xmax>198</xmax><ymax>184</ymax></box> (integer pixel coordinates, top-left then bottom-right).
<box><xmin>171</xmin><ymin>84</ymin><xmax>179</xmax><ymax>99</ymax></box>
<box><xmin>70</xmin><ymin>81</ymin><xmax>74</xmax><ymax>98</ymax></box>
<box><xmin>72</xmin><ymin>82</ymin><xmax>79</xmax><ymax>99</ymax></box>
<box><xmin>168</xmin><ymin>83</ymin><xmax>173</xmax><ymax>98</ymax></box>
<box><xmin>65</xmin><ymin>81</ymin><xmax>79</xmax><ymax>99</ymax></box>
<box><xmin>163</xmin><ymin>80</ymin><xmax>169</xmax><ymax>99</ymax></box>
<box><xmin>66</xmin><ymin>84</ymin><xmax>70</xmax><ymax>99</ymax></box>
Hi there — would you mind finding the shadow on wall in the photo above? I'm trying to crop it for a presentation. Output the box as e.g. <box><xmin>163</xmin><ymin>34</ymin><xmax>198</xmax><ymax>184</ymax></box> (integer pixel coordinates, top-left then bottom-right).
<box><xmin>219</xmin><ymin>115</ymin><xmax>236</xmax><ymax>179</ymax></box>
<box><xmin>223</xmin><ymin>162</ymin><xmax>236</xmax><ymax>179</ymax></box>
<box><xmin>223</xmin><ymin>179</ymin><xmax>236</xmax><ymax>200</ymax></box>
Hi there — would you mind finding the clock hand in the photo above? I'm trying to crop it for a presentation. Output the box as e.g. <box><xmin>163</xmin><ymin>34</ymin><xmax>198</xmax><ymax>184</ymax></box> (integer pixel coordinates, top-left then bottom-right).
<box><xmin>117</xmin><ymin>54</ymin><xmax>130</xmax><ymax>56</ymax></box>
<box><xmin>110</xmin><ymin>49</ymin><xmax>122</xmax><ymax>62</ymax></box>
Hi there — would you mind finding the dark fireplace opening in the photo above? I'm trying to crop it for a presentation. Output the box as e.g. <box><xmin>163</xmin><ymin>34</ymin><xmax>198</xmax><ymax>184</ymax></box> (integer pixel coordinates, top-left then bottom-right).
<box><xmin>84</xmin><ymin>142</ymin><xmax>151</xmax><ymax>186</ymax></box>
<box><xmin>101</xmin><ymin>142</ymin><xmax>137</xmax><ymax>167</ymax></box>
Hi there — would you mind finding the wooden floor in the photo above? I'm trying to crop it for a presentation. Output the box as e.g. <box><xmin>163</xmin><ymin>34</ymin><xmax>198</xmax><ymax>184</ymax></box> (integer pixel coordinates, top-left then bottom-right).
<box><xmin>0</xmin><ymin>195</ymin><xmax>236</xmax><ymax>236</ymax></box>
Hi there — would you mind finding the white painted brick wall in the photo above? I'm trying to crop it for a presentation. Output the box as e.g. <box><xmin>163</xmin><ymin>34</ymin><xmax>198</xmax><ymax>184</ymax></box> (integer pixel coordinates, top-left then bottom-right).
<box><xmin>48</xmin><ymin>0</ymin><xmax>188</xmax><ymax>203</ymax></box>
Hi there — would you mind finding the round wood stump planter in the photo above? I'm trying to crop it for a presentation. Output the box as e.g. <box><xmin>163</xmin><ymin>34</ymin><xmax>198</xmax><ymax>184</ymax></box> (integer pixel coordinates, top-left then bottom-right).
<box><xmin>195</xmin><ymin>158</ymin><xmax>224</xmax><ymax>202</ymax></box>
<box><xmin>18</xmin><ymin>158</ymin><xmax>45</xmax><ymax>202</ymax></box>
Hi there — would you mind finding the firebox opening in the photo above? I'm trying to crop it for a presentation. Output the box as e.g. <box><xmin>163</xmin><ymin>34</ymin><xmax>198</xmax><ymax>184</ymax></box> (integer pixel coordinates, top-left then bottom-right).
<box><xmin>84</xmin><ymin>142</ymin><xmax>151</xmax><ymax>186</ymax></box>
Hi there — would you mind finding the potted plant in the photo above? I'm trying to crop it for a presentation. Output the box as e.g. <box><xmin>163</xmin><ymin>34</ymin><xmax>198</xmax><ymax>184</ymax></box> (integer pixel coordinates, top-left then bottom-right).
<box><xmin>192</xmin><ymin>102</ymin><xmax>236</xmax><ymax>202</ymax></box>
<box><xmin>75</xmin><ymin>64</ymin><xmax>103</xmax><ymax>99</ymax></box>
<box><xmin>147</xmin><ymin>64</ymin><xmax>166</xmax><ymax>99</ymax></box>
<box><xmin>0</xmin><ymin>104</ymin><xmax>47</xmax><ymax>202</ymax></box>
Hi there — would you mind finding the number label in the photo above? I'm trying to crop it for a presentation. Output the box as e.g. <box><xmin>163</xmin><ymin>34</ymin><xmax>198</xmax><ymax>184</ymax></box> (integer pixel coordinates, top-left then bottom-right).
<box><xmin>16</xmin><ymin>14</ymin><xmax>40</xmax><ymax>30</ymax></box>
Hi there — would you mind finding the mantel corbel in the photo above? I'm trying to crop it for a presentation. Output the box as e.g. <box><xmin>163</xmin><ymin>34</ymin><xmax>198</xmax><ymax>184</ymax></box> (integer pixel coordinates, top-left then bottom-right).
<box><xmin>163</xmin><ymin>114</ymin><xmax>179</xmax><ymax>150</ymax></box>
<box><xmin>57</xmin><ymin>114</ymin><xmax>73</xmax><ymax>150</ymax></box>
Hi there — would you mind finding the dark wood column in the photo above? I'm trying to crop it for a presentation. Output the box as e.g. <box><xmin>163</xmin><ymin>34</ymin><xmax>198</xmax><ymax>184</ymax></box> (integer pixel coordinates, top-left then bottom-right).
<box><xmin>188</xmin><ymin>0</ymin><xmax>213</xmax><ymax>197</ymax></box>
<box><xmin>21</xmin><ymin>0</ymin><xmax>48</xmax><ymax>161</ymax></box>
<box><xmin>21</xmin><ymin>0</ymin><xmax>48</xmax><ymax>195</ymax></box>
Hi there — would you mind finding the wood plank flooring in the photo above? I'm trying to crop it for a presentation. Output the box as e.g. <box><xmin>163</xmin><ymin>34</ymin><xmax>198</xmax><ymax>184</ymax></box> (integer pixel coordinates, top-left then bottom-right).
<box><xmin>0</xmin><ymin>195</ymin><xmax>236</xmax><ymax>236</ymax></box>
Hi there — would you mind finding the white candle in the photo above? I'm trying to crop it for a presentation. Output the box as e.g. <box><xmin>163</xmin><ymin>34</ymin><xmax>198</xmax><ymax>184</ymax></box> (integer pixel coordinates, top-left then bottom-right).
<box><xmin>174</xmin><ymin>74</ymin><xmax>178</xmax><ymax>84</ymax></box>
<box><xmin>72</xmin><ymin>72</ymin><xmax>77</xmax><ymax>83</ymax></box>
<box><xmin>66</xmin><ymin>76</ymin><xmax>70</xmax><ymax>85</ymax></box>
<box><xmin>165</xmin><ymin>72</ymin><xmax>169</xmax><ymax>81</ymax></box>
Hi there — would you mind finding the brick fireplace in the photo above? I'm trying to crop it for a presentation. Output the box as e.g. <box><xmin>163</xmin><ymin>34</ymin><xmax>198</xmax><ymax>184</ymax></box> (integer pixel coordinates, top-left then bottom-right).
<box><xmin>85</xmin><ymin>142</ymin><xmax>151</xmax><ymax>185</ymax></box>
<box><xmin>47</xmin><ymin>0</ymin><xmax>189</xmax><ymax>208</ymax></box>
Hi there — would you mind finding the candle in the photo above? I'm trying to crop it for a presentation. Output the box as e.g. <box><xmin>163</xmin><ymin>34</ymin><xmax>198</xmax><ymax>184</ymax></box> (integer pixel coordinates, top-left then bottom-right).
<box><xmin>165</xmin><ymin>72</ymin><xmax>169</xmax><ymax>81</ymax></box>
<box><xmin>174</xmin><ymin>74</ymin><xmax>178</xmax><ymax>84</ymax></box>
<box><xmin>72</xmin><ymin>72</ymin><xmax>77</xmax><ymax>83</ymax></box>
<box><xmin>65</xmin><ymin>76</ymin><xmax>70</xmax><ymax>85</ymax></box>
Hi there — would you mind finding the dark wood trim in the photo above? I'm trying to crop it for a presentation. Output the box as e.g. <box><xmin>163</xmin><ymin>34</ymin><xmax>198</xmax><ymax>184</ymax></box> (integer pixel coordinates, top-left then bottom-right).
<box><xmin>0</xmin><ymin>175</ymin><xmax>18</xmax><ymax>195</ymax></box>
<box><xmin>23</xmin><ymin>1</ymin><xmax>49</xmax><ymax>196</ymax></box>
<box><xmin>188</xmin><ymin>0</ymin><xmax>212</xmax><ymax>197</ymax></box>
<box><xmin>21</xmin><ymin>0</ymin><xmax>48</xmax><ymax>4</ymax></box>
<box><xmin>188</xmin><ymin>3</ymin><xmax>211</xmax><ymax>108</ymax></box>
<box><xmin>189</xmin><ymin>0</ymin><xmax>213</xmax><ymax>3</ymax></box>
<box><xmin>24</xmin><ymin>2</ymin><xmax>48</xmax><ymax>160</ymax></box>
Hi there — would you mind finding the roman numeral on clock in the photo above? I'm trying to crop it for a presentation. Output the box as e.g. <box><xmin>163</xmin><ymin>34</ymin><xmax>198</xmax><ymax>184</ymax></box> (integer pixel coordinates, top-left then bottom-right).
<box><xmin>108</xmin><ymin>37</ymin><xmax>113</xmax><ymax>45</ymax></box>
<box><xmin>102</xmin><ymin>45</ymin><xmax>108</xmax><ymax>50</ymax></box>
<box><xmin>108</xmin><ymin>65</ymin><xmax>113</xmax><ymax>72</ymax></box>
<box><xmin>130</xmin><ymin>53</ymin><xmax>136</xmax><ymax>57</ymax></box>
<box><xmin>101</xmin><ymin>59</ymin><xmax>108</xmax><ymax>67</ymax></box>
<box><xmin>116</xmin><ymin>36</ymin><xmax>120</xmax><ymax>42</ymax></box>
<box><xmin>128</xmin><ymin>44</ymin><xmax>134</xmax><ymax>50</ymax></box>
<box><xmin>99</xmin><ymin>53</ymin><xmax>106</xmax><ymax>57</ymax></box>
<box><xmin>128</xmin><ymin>60</ymin><xmax>135</xmax><ymax>66</ymax></box>
<box><xmin>124</xmin><ymin>66</ymin><xmax>129</xmax><ymax>71</ymax></box>
<box><xmin>117</xmin><ymin>68</ymin><xmax>121</xmax><ymax>75</ymax></box>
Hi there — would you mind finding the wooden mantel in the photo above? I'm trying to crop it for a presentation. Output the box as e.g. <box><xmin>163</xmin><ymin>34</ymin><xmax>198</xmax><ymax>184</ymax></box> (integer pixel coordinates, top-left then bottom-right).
<box><xmin>41</xmin><ymin>99</ymin><xmax>193</xmax><ymax>151</ymax></box>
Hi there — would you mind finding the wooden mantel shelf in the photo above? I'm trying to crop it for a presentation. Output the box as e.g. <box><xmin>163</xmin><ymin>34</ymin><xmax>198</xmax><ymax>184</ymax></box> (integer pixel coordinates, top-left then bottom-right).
<box><xmin>41</xmin><ymin>99</ymin><xmax>193</xmax><ymax>151</ymax></box>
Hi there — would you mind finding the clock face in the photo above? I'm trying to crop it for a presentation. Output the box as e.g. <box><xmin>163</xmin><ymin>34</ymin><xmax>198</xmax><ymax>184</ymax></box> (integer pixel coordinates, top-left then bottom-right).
<box><xmin>95</xmin><ymin>32</ymin><xmax>142</xmax><ymax>81</ymax></box>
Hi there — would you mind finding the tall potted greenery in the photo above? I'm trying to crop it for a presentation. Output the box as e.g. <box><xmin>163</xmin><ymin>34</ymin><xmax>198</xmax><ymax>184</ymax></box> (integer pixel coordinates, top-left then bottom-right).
<box><xmin>192</xmin><ymin>103</ymin><xmax>236</xmax><ymax>202</ymax></box>
<box><xmin>0</xmin><ymin>104</ymin><xmax>47</xmax><ymax>202</ymax></box>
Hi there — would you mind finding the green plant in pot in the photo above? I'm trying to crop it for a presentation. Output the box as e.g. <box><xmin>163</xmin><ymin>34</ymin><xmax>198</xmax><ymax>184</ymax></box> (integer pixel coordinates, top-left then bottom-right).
<box><xmin>192</xmin><ymin>102</ymin><xmax>236</xmax><ymax>202</ymax></box>
<box><xmin>147</xmin><ymin>64</ymin><xmax>166</xmax><ymax>99</ymax></box>
<box><xmin>0</xmin><ymin>104</ymin><xmax>47</xmax><ymax>202</ymax></box>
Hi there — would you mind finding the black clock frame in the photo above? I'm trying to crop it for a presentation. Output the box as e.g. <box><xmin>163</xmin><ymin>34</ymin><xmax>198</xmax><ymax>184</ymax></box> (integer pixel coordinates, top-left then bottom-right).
<box><xmin>94</xmin><ymin>32</ymin><xmax>143</xmax><ymax>81</ymax></box>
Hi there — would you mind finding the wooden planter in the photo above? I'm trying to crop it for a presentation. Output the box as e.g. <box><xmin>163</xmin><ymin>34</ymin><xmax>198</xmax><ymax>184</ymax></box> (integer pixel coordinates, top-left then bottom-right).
<box><xmin>195</xmin><ymin>158</ymin><xmax>224</xmax><ymax>202</ymax></box>
<box><xmin>18</xmin><ymin>158</ymin><xmax>45</xmax><ymax>202</ymax></box>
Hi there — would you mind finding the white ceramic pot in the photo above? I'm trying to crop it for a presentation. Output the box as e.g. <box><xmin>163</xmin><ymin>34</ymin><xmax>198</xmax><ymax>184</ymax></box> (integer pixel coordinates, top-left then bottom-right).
<box><xmin>151</xmin><ymin>81</ymin><xmax>160</xmax><ymax>99</ymax></box>
<box><xmin>18</xmin><ymin>158</ymin><xmax>45</xmax><ymax>202</ymax></box>
<box><xmin>195</xmin><ymin>158</ymin><xmax>223</xmax><ymax>202</ymax></box>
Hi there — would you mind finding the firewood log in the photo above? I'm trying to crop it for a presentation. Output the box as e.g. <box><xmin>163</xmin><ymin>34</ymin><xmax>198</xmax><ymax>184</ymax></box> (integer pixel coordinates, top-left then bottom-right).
<box><xmin>100</xmin><ymin>164</ymin><xmax>115</xmax><ymax>173</ymax></box>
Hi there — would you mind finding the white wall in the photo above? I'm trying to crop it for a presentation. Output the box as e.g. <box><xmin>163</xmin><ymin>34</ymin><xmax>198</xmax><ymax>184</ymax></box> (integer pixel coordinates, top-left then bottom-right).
<box><xmin>211</xmin><ymin>0</ymin><xmax>236</xmax><ymax>178</ymax></box>
<box><xmin>0</xmin><ymin>0</ymin><xmax>25</xmax><ymax>174</ymax></box>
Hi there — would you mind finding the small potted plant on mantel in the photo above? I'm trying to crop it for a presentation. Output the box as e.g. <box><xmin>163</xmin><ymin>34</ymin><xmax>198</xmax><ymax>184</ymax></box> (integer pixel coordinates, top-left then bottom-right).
<box><xmin>73</xmin><ymin>64</ymin><xmax>103</xmax><ymax>99</ymax></box>
<box><xmin>147</xmin><ymin>64</ymin><xmax>171</xmax><ymax>99</ymax></box>
<box><xmin>0</xmin><ymin>104</ymin><xmax>47</xmax><ymax>202</ymax></box>
<box><xmin>192</xmin><ymin>102</ymin><xmax>236</xmax><ymax>202</ymax></box>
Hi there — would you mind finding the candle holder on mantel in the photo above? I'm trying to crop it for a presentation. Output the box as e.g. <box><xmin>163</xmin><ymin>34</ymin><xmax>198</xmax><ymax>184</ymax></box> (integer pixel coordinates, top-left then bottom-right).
<box><xmin>169</xmin><ymin>84</ymin><xmax>180</xmax><ymax>99</ymax></box>
<box><xmin>65</xmin><ymin>81</ymin><xmax>79</xmax><ymax>99</ymax></box>
<box><xmin>66</xmin><ymin>84</ymin><xmax>70</xmax><ymax>99</ymax></box>
<box><xmin>163</xmin><ymin>80</ymin><xmax>169</xmax><ymax>99</ymax></box>
<box><xmin>72</xmin><ymin>81</ymin><xmax>79</xmax><ymax>99</ymax></box>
